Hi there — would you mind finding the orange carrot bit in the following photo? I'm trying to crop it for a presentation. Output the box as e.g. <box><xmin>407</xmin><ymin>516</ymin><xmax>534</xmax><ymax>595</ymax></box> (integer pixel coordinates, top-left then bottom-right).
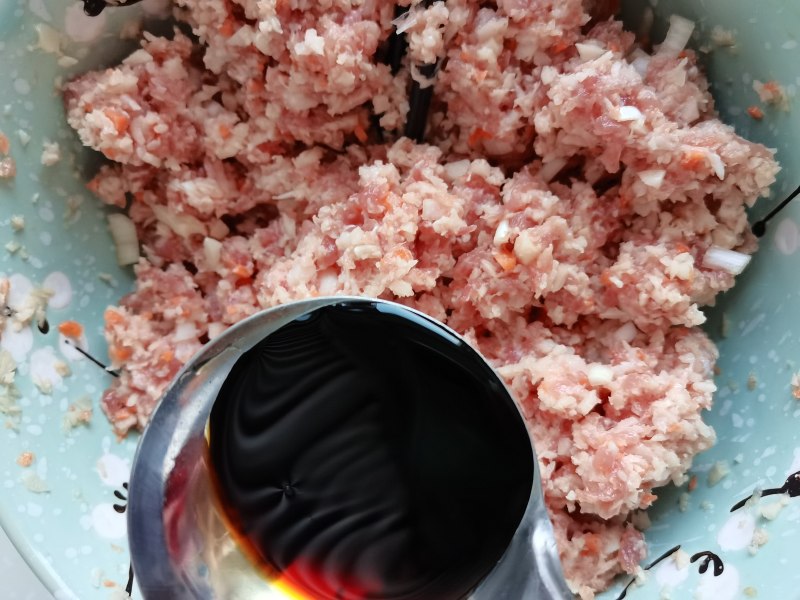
<box><xmin>104</xmin><ymin>308</ymin><xmax>125</xmax><ymax>327</ymax></box>
<box><xmin>680</xmin><ymin>149</ymin><xmax>707</xmax><ymax>171</ymax></box>
<box><xmin>16</xmin><ymin>451</ymin><xmax>34</xmax><ymax>468</ymax></box>
<box><xmin>354</xmin><ymin>124</ymin><xmax>368</xmax><ymax>144</ymax></box>
<box><xmin>159</xmin><ymin>350</ymin><xmax>174</xmax><ymax>363</ymax></box>
<box><xmin>641</xmin><ymin>492</ymin><xmax>658</xmax><ymax>506</ymax></box>
<box><xmin>102</xmin><ymin>147</ymin><xmax>119</xmax><ymax>160</ymax></box>
<box><xmin>85</xmin><ymin>176</ymin><xmax>101</xmax><ymax>195</ymax></box>
<box><xmin>747</xmin><ymin>105</ymin><xmax>764</xmax><ymax>120</ymax></box>
<box><xmin>675</xmin><ymin>242</ymin><xmax>691</xmax><ymax>254</ymax></box>
<box><xmin>220</xmin><ymin>16</ymin><xmax>236</xmax><ymax>38</ymax></box>
<box><xmin>580</xmin><ymin>533</ymin><xmax>601</xmax><ymax>556</ymax></box>
<box><xmin>103</xmin><ymin>108</ymin><xmax>130</xmax><ymax>135</ymax></box>
<box><xmin>58</xmin><ymin>320</ymin><xmax>84</xmax><ymax>339</ymax></box>
<box><xmin>551</xmin><ymin>39</ymin><xmax>571</xmax><ymax>54</ymax></box>
<box><xmin>110</xmin><ymin>345</ymin><xmax>133</xmax><ymax>363</ymax></box>
<box><xmin>377</xmin><ymin>192</ymin><xmax>392</xmax><ymax>211</ymax></box>
<box><xmin>468</xmin><ymin>127</ymin><xmax>492</xmax><ymax>148</ymax></box>
<box><xmin>390</xmin><ymin>246</ymin><xmax>413</xmax><ymax>262</ymax></box>
<box><xmin>688</xmin><ymin>475</ymin><xmax>698</xmax><ymax>492</ymax></box>
<box><xmin>0</xmin><ymin>132</ymin><xmax>9</xmax><ymax>156</ymax></box>
<box><xmin>218</xmin><ymin>124</ymin><xmax>232</xmax><ymax>139</ymax></box>
<box><xmin>232</xmin><ymin>264</ymin><xmax>252</xmax><ymax>279</ymax></box>
<box><xmin>492</xmin><ymin>248</ymin><xmax>517</xmax><ymax>272</ymax></box>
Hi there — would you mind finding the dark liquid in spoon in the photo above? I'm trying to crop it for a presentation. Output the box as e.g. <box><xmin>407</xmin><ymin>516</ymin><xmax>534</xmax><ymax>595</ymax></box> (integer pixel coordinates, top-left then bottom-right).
<box><xmin>208</xmin><ymin>301</ymin><xmax>533</xmax><ymax>599</ymax></box>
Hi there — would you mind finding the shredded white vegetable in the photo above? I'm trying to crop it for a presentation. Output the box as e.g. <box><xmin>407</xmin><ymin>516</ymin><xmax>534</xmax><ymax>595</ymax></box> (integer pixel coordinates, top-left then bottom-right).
<box><xmin>107</xmin><ymin>213</ymin><xmax>140</xmax><ymax>266</ymax></box>
<box><xmin>493</xmin><ymin>220</ymin><xmax>511</xmax><ymax>246</ymax></box>
<box><xmin>638</xmin><ymin>169</ymin><xmax>666</xmax><ymax>188</ymax></box>
<box><xmin>631</xmin><ymin>54</ymin><xmax>651</xmax><ymax>77</ymax></box>
<box><xmin>707</xmin><ymin>152</ymin><xmax>726</xmax><ymax>180</ymax></box>
<box><xmin>539</xmin><ymin>157</ymin><xmax>568</xmax><ymax>183</ymax></box>
<box><xmin>702</xmin><ymin>246</ymin><xmax>751</xmax><ymax>275</ymax></box>
<box><xmin>34</xmin><ymin>24</ymin><xmax>62</xmax><ymax>55</ymax></box>
<box><xmin>151</xmin><ymin>204</ymin><xmax>207</xmax><ymax>238</ymax></box>
<box><xmin>576</xmin><ymin>43</ymin><xmax>607</xmax><ymax>61</ymax></box>
<box><xmin>174</xmin><ymin>321</ymin><xmax>199</xmax><ymax>342</ymax></box>
<box><xmin>659</xmin><ymin>15</ymin><xmax>695</xmax><ymax>57</ymax></box>
<box><xmin>392</xmin><ymin>10</ymin><xmax>418</xmax><ymax>35</ymax></box>
<box><xmin>615</xmin><ymin>105</ymin><xmax>644</xmax><ymax>122</ymax></box>
<box><xmin>203</xmin><ymin>237</ymin><xmax>222</xmax><ymax>269</ymax></box>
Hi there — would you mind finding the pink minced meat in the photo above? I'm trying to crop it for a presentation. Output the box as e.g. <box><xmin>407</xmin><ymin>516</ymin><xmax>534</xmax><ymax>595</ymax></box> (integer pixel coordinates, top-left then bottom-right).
<box><xmin>63</xmin><ymin>0</ymin><xmax>779</xmax><ymax>597</ymax></box>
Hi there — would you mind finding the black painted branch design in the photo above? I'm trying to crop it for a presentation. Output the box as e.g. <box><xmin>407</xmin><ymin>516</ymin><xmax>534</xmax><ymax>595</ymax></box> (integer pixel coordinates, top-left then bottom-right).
<box><xmin>113</xmin><ymin>482</ymin><xmax>129</xmax><ymax>514</ymax></box>
<box><xmin>615</xmin><ymin>545</ymin><xmax>681</xmax><ymax>600</ymax></box>
<box><xmin>690</xmin><ymin>551</ymin><xmax>724</xmax><ymax>577</ymax></box>
<box><xmin>731</xmin><ymin>471</ymin><xmax>800</xmax><ymax>512</ymax></box>
<box><xmin>614</xmin><ymin>544</ymin><xmax>727</xmax><ymax>599</ymax></box>
<box><xmin>113</xmin><ymin>482</ymin><xmax>135</xmax><ymax>597</ymax></box>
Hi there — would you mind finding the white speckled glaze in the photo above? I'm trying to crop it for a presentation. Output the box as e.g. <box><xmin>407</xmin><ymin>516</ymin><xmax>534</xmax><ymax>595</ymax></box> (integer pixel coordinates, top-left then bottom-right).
<box><xmin>0</xmin><ymin>0</ymin><xmax>797</xmax><ymax>598</ymax></box>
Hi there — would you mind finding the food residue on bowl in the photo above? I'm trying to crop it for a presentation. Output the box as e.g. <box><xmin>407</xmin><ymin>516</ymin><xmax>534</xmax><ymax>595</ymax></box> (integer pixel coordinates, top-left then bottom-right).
<box><xmin>59</xmin><ymin>0</ymin><xmax>780</xmax><ymax>596</ymax></box>
<box><xmin>16</xmin><ymin>451</ymin><xmax>35</xmax><ymax>468</ymax></box>
<box><xmin>791</xmin><ymin>370</ymin><xmax>800</xmax><ymax>398</ymax></box>
<box><xmin>63</xmin><ymin>395</ymin><xmax>93</xmax><ymax>431</ymax></box>
<box><xmin>707</xmin><ymin>460</ymin><xmax>731</xmax><ymax>486</ymax></box>
<box><xmin>0</xmin><ymin>129</ymin><xmax>15</xmax><ymax>179</ymax></box>
<box><xmin>753</xmin><ymin>79</ymin><xmax>790</xmax><ymax>111</ymax></box>
<box><xmin>40</xmin><ymin>139</ymin><xmax>62</xmax><ymax>166</ymax></box>
<box><xmin>20</xmin><ymin>470</ymin><xmax>49</xmax><ymax>494</ymax></box>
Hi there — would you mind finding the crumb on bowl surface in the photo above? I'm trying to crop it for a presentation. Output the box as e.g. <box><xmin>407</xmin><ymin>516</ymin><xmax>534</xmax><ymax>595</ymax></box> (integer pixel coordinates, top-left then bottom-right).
<box><xmin>61</xmin><ymin>0</ymin><xmax>779</xmax><ymax>596</ymax></box>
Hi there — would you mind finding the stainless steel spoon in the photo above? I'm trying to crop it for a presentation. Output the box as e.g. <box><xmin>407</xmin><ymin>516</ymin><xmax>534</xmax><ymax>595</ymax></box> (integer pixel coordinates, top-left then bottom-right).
<box><xmin>127</xmin><ymin>296</ymin><xmax>573</xmax><ymax>599</ymax></box>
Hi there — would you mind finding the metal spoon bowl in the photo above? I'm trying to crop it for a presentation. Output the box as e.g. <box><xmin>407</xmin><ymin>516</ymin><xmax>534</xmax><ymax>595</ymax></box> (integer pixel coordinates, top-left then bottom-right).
<box><xmin>127</xmin><ymin>296</ymin><xmax>573</xmax><ymax>599</ymax></box>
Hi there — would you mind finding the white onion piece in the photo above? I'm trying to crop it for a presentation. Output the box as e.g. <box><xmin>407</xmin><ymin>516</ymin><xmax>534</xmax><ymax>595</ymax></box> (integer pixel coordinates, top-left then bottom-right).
<box><xmin>203</xmin><ymin>237</ymin><xmax>222</xmax><ymax>270</ymax></box>
<box><xmin>707</xmin><ymin>152</ymin><xmax>726</xmax><ymax>180</ymax></box>
<box><xmin>318</xmin><ymin>268</ymin><xmax>339</xmax><ymax>296</ymax></box>
<box><xmin>576</xmin><ymin>43</ymin><xmax>607</xmax><ymax>61</ymax></box>
<box><xmin>493</xmin><ymin>220</ymin><xmax>511</xmax><ymax>246</ymax></box>
<box><xmin>174</xmin><ymin>321</ymin><xmax>198</xmax><ymax>342</ymax></box>
<box><xmin>638</xmin><ymin>169</ymin><xmax>666</xmax><ymax>188</ymax></box>
<box><xmin>34</xmin><ymin>24</ymin><xmax>62</xmax><ymax>55</ymax></box>
<box><xmin>702</xmin><ymin>247</ymin><xmax>751</xmax><ymax>275</ymax></box>
<box><xmin>392</xmin><ymin>10</ymin><xmax>418</xmax><ymax>34</ymax></box>
<box><xmin>151</xmin><ymin>205</ymin><xmax>207</xmax><ymax>238</ymax></box>
<box><xmin>207</xmin><ymin>322</ymin><xmax>226</xmax><ymax>340</ymax></box>
<box><xmin>615</xmin><ymin>322</ymin><xmax>638</xmax><ymax>343</ymax></box>
<box><xmin>107</xmin><ymin>214</ymin><xmax>139</xmax><ymax>266</ymax></box>
<box><xmin>615</xmin><ymin>105</ymin><xmax>644</xmax><ymax>122</ymax></box>
<box><xmin>631</xmin><ymin>54</ymin><xmax>651</xmax><ymax>77</ymax></box>
<box><xmin>444</xmin><ymin>159</ymin><xmax>470</xmax><ymax>180</ymax></box>
<box><xmin>539</xmin><ymin>157</ymin><xmax>568</xmax><ymax>183</ymax></box>
<box><xmin>588</xmin><ymin>365</ymin><xmax>614</xmax><ymax>386</ymax></box>
<box><xmin>659</xmin><ymin>15</ymin><xmax>695</xmax><ymax>57</ymax></box>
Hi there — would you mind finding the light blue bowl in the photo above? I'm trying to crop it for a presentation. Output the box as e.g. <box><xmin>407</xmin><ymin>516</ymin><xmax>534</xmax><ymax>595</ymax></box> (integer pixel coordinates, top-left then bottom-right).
<box><xmin>0</xmin><ymin>1</ymin><xmax>797</xmax><ymax>599</ymax></box>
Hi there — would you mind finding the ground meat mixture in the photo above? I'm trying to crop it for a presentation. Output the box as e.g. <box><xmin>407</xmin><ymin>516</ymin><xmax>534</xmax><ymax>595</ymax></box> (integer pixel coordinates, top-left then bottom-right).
<box><xmin>63</xmin><ymin>0</ymin><xmax>779</xmax><ymax>596</ymax></box>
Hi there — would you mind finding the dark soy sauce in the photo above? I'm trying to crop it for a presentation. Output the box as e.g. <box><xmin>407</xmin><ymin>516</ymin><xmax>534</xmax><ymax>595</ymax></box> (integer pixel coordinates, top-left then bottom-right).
<box><xmin>208</xmin><ymin>301</ymin><xmax>534</xmax><ymax>600</ymax></box>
